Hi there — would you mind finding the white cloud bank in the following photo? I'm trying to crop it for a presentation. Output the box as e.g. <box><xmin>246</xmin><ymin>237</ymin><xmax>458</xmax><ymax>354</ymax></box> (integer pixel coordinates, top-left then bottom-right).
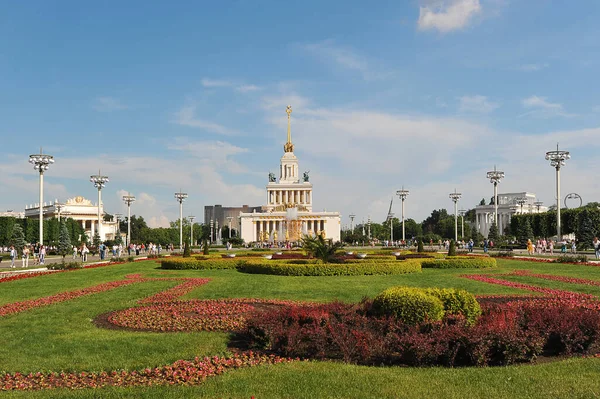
<box><xmin>418</xmin><ymin>0</ymin><xmax>482</xmax><ymax>33</ymax></box>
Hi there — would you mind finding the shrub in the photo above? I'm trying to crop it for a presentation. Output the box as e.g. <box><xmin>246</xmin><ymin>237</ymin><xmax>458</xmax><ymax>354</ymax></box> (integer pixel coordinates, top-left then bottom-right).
<box><xmin>160</xmin><ymin>258</ymin><xmax>238</xmax><ymax>270</ymax></box>
<box><xmin>183</xmin><ymin>242</ymin><xmax>191</xmax><ymax>258</ymax></box>
<box><xmin>127</xmin><ymin>256</ymin><xmax>135</xmax><ymax>262</ymax></box>
<box><xmin>417</xmin><ymin>240</ymin><xmax>424</xmax><ymax>253</ymax></box>
<box><xmin>203</xmin><ymin>240</ymin><xmax>210</xmax><ymax>255</ymax></box>
<box><xmin>396</xmin><ymin>254</ymin><xmax>434</xmax><ymax>260</ymax></box>
<box><xmin>554</xmin><ymin>254</ymin><xmax>588</xmax><ymax>264</ymax></box>
<box><xmin>47</xmin><ymin>262</ymin><xmax>82</xmax><ymax>270</ymax></box>
<box><xmin>237</xmin><ymin>260</ymin><xmax>422</xmax><ymax>276</ymax></box>
<box><xmin>372</xmin><ymin>287</ymin><xmax>445</xmax><ymax>325</ymax></box>
<box><xmin>422</xmin><ymin>288</ymin><xmax>481</xmax><ymax>325</ymax></box>
<box><xmin>421</xmin><ymin>257</ymin><xmax>497</xmax><ymax>269</ymax></box>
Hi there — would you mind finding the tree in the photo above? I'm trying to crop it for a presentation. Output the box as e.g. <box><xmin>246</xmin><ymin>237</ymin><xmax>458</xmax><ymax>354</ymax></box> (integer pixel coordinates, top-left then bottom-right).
<box><xmin>576</xmin><ymin>210</ymin><xmax>596</xmax><ymax>250</ymax></box>
<box><xmin>183</xmin><ymin>241</ymin><xmax>191</xmax><ymax>257</ymax></box>
<box><xmin>57</xmin><ymin>220</ymin><xmax>72</xmax><ymax>263</ymax></box>
<box><xmin>487</xmin><ymin>221</ymin><xmax>499</xmax><ymax>242</ymax></box>
<box><xmin>9</xmin><ymin>224</ymin><xmax>26</xmax><ymax>255</ymax></box>
<box><xmin>448</xmin><ymin>240</ymin><xmax>456</xmax><ymax>256</ymax></box>
<box><xmin>517</xmin><ymin>217</ymin><xmax>534</xmax><ymax>245</ymax></box>
<box><xmin>302</xmin><ymin>234</ymin><xmax>343</xmax><ymax>263</ymax></box>
<box><xmin>92</xmin><ymin>232</ymin><xmax>101</xmax><ymax>255</ymax></box>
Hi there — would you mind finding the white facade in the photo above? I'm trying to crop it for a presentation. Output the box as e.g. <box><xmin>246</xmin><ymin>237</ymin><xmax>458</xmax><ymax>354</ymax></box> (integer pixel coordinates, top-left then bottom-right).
<box><xmin>24</xmin><ymin>196</ymin><xmax>120</xmax><ymax>241</ymax></box>
<box><xmin>239</xmin><ymin>106</ymin><xmax>341</xmax><ymax>243</ymax></box>
<box><xmin>475</xmin><ymin>192</ymin><xmax>548</xmax><ymax>237</ymax></box>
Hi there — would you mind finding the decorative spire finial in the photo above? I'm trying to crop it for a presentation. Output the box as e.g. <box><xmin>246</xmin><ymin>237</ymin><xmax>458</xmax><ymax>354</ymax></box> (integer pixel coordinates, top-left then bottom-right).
<box><xmin>284</xmin><ymin>105</ymin><xmax>294</xmax><ymax>153</ymax></box>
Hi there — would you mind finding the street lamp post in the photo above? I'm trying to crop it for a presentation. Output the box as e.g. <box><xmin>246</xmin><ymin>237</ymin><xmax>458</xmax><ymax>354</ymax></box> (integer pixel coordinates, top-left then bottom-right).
<box><xmin>227</xmin><ymin>216</ymin><xmax>233</xmax><ymax>238</ymax></box>
<box><xmin>189</xmin><ymin>216</ymin><xmax>195</xmax><ymax>247</ymax></box>
<box><xmin>29</xmin><ymin>148</ymin><xmax>54</xmax><ymax>245</ymax></box>
<box><xmin>210</xmin><ymin>220</ymin><xmax>214</xmax><ymax>244</ymax></box>
<box><xmin>396</xmin><ymin>187</ymin><xmax>410</xmax><ymax>243</ymax></box>
<box><xmin>367</xmin><ymin>216</ymin><xmax>371</xmax><ymax>240</ymax></box>
<box><xmin>534</xmin><ymin>201</ymin><xmax>543</xmax><ymax>213</ymax></box>
<box><xmin>174</xmin><ymin>191</ymin><xmax>188</xmax><ymax>251</ymax></box>
<box><xmin>516</xmin><ymin>197</ymin><xmax>527</xmax><ymax>214</ymax></box>
<box><xmin>486</xmin><ymin>166</ymin><xmax>505</xmax><ymax>229</ymax></box>
<box><xmin>449</xmin><ymin>189</ymin><xmax>462</xmax><ymax>242</ymax></box>
<box><xmin>349</xmin><ymin>214</ymin><xmax>356</xmax><ymax>234</ymax></box>
<box><xmin>546</xmin><ymin>144</ymin><xmax>570</xmax><ymax>240</ymax></box>
<box><xmin>122</xmin><ymin>193</ymin><xmax>136</xmax><ymax>247</ymax></box>
<box><xmin>459</xmin><ymin>209</ymin><xmax>466</xmax><ymax>238</ymax></box>
<box><xmin>388</xmin><ymin>213</ymin><xmax>395</xmax><ymax>244</ymax></box>
<box><xmin>90</xmin><ymin>170</ymin><xmax>109</xmax><ymax>240</ymax></box>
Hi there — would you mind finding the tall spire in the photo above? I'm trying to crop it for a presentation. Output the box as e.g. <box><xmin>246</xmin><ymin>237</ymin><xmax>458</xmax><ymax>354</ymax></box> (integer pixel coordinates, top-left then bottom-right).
<box><xmin>284</xmin><ymin>105</ymin><xmax>294</xmax><ymax>153</ymax></box>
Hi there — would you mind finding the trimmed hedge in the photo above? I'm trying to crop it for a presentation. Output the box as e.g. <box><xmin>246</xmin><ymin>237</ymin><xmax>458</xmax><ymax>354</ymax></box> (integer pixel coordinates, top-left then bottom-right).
<box><xmin>160</xmin><ymin>258</ymin><xmax>238</xmax><ymax>270</ymax></box>
<box><xmin>237</xmin><ymin>260</ymin><xmax>422</xmax><ymax>276</ymax></box>
<box><xmin>422</xmin><ymin>287</ymin><xmax>481</xmax><ymax>325</ymax></box>
<box><xmin>421</xmin><ymin>257</ymin><xmax>497</xmax><ymax>269</ymax></box>
<box><xmin>372</xmin><ymin>287</ymin><xmax>445</xmax><ymax>325</ymax></box>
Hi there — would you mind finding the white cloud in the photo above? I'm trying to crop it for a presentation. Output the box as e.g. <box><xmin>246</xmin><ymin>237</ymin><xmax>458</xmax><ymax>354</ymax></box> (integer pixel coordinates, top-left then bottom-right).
<box><xmin>418</xmin><ymin>0</ymin><xmax>482</xmax><ymax>33</ymax></box>
<box><xmin>200</xmin><ymin>78</ymin><xmax>233</xmax><ymax>88</ymax></box>
<box><xmin>236</xmin><ymin>84</ymin><xmax>261</xmax><ymax>93</ymax></box>
<box><xmin>520</xmin><ymin>95</ymin><xmax>576</xmax><ymax>118</ymax></box>
<box><xmin>173</xmin><ymin>105</ymin><xmax>239</xmax><ymax>135</ymax></box>
<box><xmin>302</xmin><ymin>40</ymin><xmax>389</xmax><ymax>80</ymax></box>
<box><xmin>92</xmin><ymin>97</ymin><xmax>128</xmax><ymax>112</ymax></box>
<box><xmin>516</xmin><ymin>63</ymin><xmax>549</xmax><ymax>72</ymax></box>
<box><xmin>458</xmin><ymin>95</ymin><xmax>499</xmax><ymax>113</ymax></box>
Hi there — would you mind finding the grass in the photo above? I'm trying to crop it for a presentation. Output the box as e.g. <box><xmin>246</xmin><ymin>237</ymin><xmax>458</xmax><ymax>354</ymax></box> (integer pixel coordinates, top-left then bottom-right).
<box><xmin>1</xmin><ymin>258</ymin><xmax>600</xmax><ymax>397</ymax></box>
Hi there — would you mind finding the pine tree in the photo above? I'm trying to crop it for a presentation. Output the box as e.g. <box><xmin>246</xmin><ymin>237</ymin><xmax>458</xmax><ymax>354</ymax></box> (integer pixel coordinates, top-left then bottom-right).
<box><xmin>203</xmin><ymin>240</ymin><xmax>210</xmax><ymax>255</ymax></box>
<box><xmin>183</xmin><ymin>241</ymin><xmax>191</xmax><ymax>258</ymax></box>
<box><xmin>417</xmin><ymin>240</ymin><xmax>424</xmax><ymax>253</ymax></box>
<box><xmin>92</xmin><ymin>232</ymin><xmax>101</xmax><ymax>256</ymax></box>
<box><xmin>487</xmin><ymin>221</ymin><xmax>499</xmax><ymax>242</ymax></box>
<box><xmin>517</xmin><ymin>217</ymin><xmax>534</xmax><ymax>245</ymax></box>
<box><xmin>576</xmin><ymin>211</ymin><xmax>596</xmax><ymax>250</ymax></box>
<box><xmin>9</xmin><ymin>224</ymin><xmax>26</xmax><ymax>255</ymax></box>
<box><xmin>58</xmin><ymin>220</ymin><xmax>71</xmax><ymax>263</ymax></box>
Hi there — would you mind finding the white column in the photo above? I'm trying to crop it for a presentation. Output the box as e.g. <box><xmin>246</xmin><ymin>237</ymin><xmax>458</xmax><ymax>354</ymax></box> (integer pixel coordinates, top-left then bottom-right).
<box><xmin>91</xmin><ymin>220</ymin><xmax>95</xmax><ymax>237</ymax></box>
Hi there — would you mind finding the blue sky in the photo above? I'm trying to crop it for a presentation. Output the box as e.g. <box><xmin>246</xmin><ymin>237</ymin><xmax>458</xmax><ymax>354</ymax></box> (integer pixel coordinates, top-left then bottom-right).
<box><xmin>1</xmin><ymin>0</ymin><xmax>599</xmax><ymax>227</ymax></box>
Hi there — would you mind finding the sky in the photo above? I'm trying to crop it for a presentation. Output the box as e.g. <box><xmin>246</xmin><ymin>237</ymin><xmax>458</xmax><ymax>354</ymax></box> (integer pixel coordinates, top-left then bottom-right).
<box><xmin>1</xmin><ymin>0</ymin><xmax>599</xmax><ymax>228</ymax></box>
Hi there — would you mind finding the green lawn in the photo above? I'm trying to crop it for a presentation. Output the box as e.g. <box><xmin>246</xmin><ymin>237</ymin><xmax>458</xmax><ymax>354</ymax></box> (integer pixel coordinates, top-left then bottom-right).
<box><xmin>1</xmin><ymin>258</ymin><xmax>600</xmax><ymax>398</ymax></box>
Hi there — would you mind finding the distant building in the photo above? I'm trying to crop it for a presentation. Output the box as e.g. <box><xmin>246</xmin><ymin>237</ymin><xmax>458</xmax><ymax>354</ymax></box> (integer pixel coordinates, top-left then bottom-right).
<box><xmin>24</xmin><ymin>196</ymin><xmax>119</xmax><ymax>241</ymax></box>
<box><xmin>475</xmin><ymin>192</ymin><xmax>548</xmax><ymax>238</ymax></box>
<box><xmin>204</xmin><ymin>204</ymin><xmax>262</xmax><ymax>237</ymax></box>
<box><xmin>0</xmin><ymin>210</ymin><xmax>25</xmax><ymax>218</ymax></box>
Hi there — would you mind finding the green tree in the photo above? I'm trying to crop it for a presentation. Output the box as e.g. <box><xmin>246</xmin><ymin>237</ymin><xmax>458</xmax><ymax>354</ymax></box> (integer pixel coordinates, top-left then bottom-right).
<box><xmin>487</xmin><ymin>221</ymin><xmax>499</xmax><ymax>242</ymax></box>
<box><xmin>9</xmin><ymin>224</ymin><xmax>26</xmax><ymax>255</ymax></box>
<box><xmin>448</xmin><ymin>239</ymin><xmax>456</xmax><ymax>256</ymax></box>
<box><xmin>92</xmin><ymin>232</ymin><xmax>101</xmax><ymax>255</ymax></box>
<box><xmin>57</xmin><ymin>220</ymin><xmax>72</xmax><ymax>263</ymax></box>
<box><xmin>517</xmin><ymin>217</ymin><xmax>534</xmax><ymax>245</ymax></box>
<box><xmin>576</xmin><ymin>210</ymin><xmax>596</xmax><ymax>250</ymax></box>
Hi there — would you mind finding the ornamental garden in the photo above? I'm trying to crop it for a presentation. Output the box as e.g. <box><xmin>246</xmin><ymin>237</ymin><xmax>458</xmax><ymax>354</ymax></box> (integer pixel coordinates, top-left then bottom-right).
<box><xmin>2</xmin><ymin>246</ymin><xmax>600</xmax><ymax>398</ymax></box>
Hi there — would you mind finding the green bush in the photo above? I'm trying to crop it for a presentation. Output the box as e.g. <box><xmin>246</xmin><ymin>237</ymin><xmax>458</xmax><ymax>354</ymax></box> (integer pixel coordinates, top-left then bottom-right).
<box><xmin>448</xmin><ymin>240</ymin><xmax>456</xmax><ymax>256</ymax></box>
<box><xmin>237</xmin><ymin>260</ymin><xmax>422</xmax><ymax>276</ymax></box>
<box><xmin>372</xmin><ymin>287</ymin><xmax>445</xmax><ymax>325</ymax></box>
<box><xmin>421</xmin><ymin>257</ymin><xmax>497</xmax><ymax>269</ymax></box>
<box><xmin>417</xmin><ymin>240</ymin><xmax>424</xmax><ymax>253</ymax></box>
<box><xmin>422</xmin><ymin>288</ymin><xmax>481</xmax><ymax>325</ymax></box>
<box><xmin>47</xmin><ymin>262</ymin><xmax>82</xmax><ymax>270</ymax></box>
<box><xmin>160</xmin><ymin>258</ymin><xmax>238</xmax><ymax>270</ymax></box>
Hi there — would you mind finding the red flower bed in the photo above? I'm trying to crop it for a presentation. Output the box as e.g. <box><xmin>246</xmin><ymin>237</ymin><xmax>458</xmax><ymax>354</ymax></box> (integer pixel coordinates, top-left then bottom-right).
<box><xmin>0</xmin><ymin>272</ymin><xmax>56</xmax><ymax>284</ymax></box>
<box><xmin>0</xmin><ymin>278</ymin><xmax>142</xmax><ymax>317</ymax></box>
<box><xmin>0</xmin><ymin>352</ymin><xmax>291</xmax><ymax>391</ymax></box>
<box><xmin>510</xmin><ymin>270</ymin><xmax>600</xmax><ymax>287</ymax></box>
<box><xmin>138</xmin><ymin>278</ymin><xmax>210</xmax><ymax>304</ymax></box>
<box><xmin>461</xmin><ymin>273</ymin><xmax>596</xmax><ymax>301</ymax></box>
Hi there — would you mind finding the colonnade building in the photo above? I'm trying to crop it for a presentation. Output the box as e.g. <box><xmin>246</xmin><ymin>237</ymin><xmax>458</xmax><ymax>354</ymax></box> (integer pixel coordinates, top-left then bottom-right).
<box><xmin>475</xmin><ymin>192</ymin><xmax>548</xmax><ymax>238</ymax></box>
<box><xmin>239</xmin><ymin>106</ymin><xmax>341</xmax><ymax>243</ymax></box>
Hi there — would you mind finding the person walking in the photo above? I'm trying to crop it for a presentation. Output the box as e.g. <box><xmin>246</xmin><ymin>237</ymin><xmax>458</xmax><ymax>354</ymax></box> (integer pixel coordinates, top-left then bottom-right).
<box><xmin>22</xmin><ymin>245</ymin><xmax>30</xmax><ymax>268</ymax></box>
<box><xmin>73</xmin><ymin>245</ymin><xmax>78</xmax><ymax>259</ymax></box>
<box><xmin>81</xmin><ymin>244</ymin><xmax>89</xmax><ymax>262</ymax></box>
<box><xmin>39</xmin><ymin>245</ymin><xmax>46</xmax><ymax>265</ymax></box>
<box><xmin>593</xmin><ymin>237</ymin><xmax>600</xmax><ymax>260</ymax></box>
<box><xmin>549</xmin><ymin>240</ymin><xmax>554</xmax><ymax>254</ymax></box>
<box><xmin>527</xmin><ymin>239</ymin><xmax>534</xmax><ymax>255</ymax></box>
<box><xmin>9</xmin><ymin>245</ymin><xmax>16</xmax><ymax>268</ymax></box>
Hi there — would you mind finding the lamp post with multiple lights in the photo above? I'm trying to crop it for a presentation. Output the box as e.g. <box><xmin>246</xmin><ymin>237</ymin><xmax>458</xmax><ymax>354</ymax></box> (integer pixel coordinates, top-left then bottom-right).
<box><xmin>189</xmin><ymin>216</ymin><xmax>195</xmax><ymax>247</ymax></box>
<box><xmin>545</xmin><ymin>144</ymin><xmax>570</xmax><ymax>240</ymax></box>
<box><xmin>114</xmin><ymin>213</ymin><xmax>122</xmax><ymax>243</ymax></box>
<box><xmin>449</xmin><ymin>189</ymin><xmax>462</xmax><ymax>242</ymax></box>
<box><xmin>486</xmin><ymin>166</ymin><xmax>504</xmax><ymax>229</ymax></box>
<box><xmin>174</xmin><ymin>191</ymin><xmax>188</xmax><ymax>251</ymax></box>
<box><xmin>534</xmin><ymin>201</ymin><xmax>543</xmax><ymax>213</ymax></box>
<box><xmin>227</xmin><ymin>216</ymin><xmax>233</xmax><ymax>238</ymax></box>
<box><xmin>29</xmin><ymin>149</ymin><xmax>54</xmax><ymax>245</ymax></box>
<box><xmin>90</xmin><ymin>170</ymin><xmax>109</xmax><ymax>239</ymax></box>
<box><xmin>396</xmin><ymin>187</ymin><xmax>410</xmax><ymax>242</ymax></box>
<box><xmin>122</xmin><ymin>193</ymin><xmax>136</xmax><ymax>247</ymax></box>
